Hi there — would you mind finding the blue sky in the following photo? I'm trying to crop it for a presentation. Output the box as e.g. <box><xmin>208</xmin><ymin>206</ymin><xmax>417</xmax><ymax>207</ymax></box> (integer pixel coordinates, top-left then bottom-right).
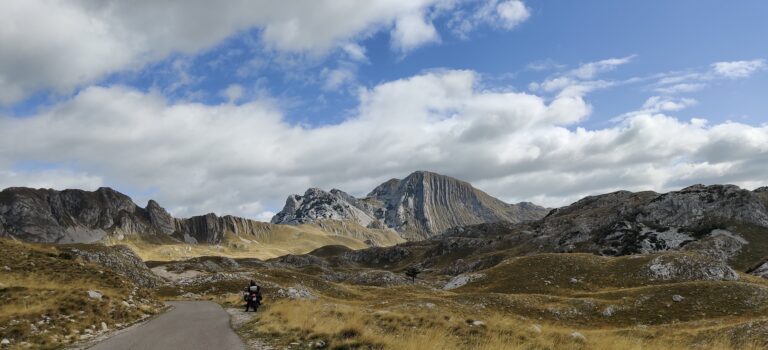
<box><xmin>0</xmin><ymin>0</ymin><xmax>766</xmax><ymax>219</ymax></box>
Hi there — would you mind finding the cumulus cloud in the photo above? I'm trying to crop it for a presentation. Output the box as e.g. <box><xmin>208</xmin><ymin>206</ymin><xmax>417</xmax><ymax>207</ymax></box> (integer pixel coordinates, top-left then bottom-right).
<box><xmin>391</xmin><ymin>12</ymin><xmax>441</xmax><ymax>52</ymax></box>
<box><xmin>1</xmin><ymin>68</ymin><xmax>766</xmax><ymax>218</ymax></box>
<box><xmin>0</xmin><ymin>0</ymin><xmax>451</xmax><ymax>104</ymax></box>
<box><xmin>496</xmin><ymin>1</ymin><xmax>531</xmax><ymax>29</ymax></box>
<box><xmin>449</xmin><ymin>0</ymin><xmax>531</xmax><ymax>37</ymax></box>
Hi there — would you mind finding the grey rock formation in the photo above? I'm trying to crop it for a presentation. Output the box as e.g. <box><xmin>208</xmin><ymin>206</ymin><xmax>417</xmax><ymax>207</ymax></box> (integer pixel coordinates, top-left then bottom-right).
<box><xmin>0</xmin><ymin>187</ymin><xmax>155</xmax><ymax>243</ymax></box>
<box><xmin>62</xmin><ymin>245</ymin><xmax>165</xmax><ymax>287</ymax></box>
<box><xmin>173</xmin><ymin>213</ymin><xmax>275</xmax><ymax>244</ymax></box>
<box><xmin>751</xmin><ymin>262</ymin><xmax>768</xmax><ymax>279</ymax></box>
<box><xmin>638</xmin><ymin>184</ymin><xmax>768</xmax><ymax>228</ymax></box>
<box><xmin>645</xmin><ymin>253</ymin><xmax>739</xmax><ymax>281</ymax></box>
<box><xmin>0</xmin><ymin>187</ymin><xmax>274</xmax><ymax>245</ymax></box>
<box><xmin>533</xmin><ymin>184</ymin><xmax>768</xmax><ymax>256</ymax></box>
<box><xmin>272</xmin><ymin>171</ymin><xmax>549</xmax><ymax>240</ymax></box>
<box><xmin>270</xmin><ymin>188</ymin><xmax>377</xmax><ymax>226</ymax></box>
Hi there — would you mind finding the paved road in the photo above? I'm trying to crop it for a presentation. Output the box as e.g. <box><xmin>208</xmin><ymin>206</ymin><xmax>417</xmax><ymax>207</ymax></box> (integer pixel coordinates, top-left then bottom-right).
<box><xmin>89</xmin><ymin>301</ymin><xmax>246</xmax><ymax>350</ymax></box>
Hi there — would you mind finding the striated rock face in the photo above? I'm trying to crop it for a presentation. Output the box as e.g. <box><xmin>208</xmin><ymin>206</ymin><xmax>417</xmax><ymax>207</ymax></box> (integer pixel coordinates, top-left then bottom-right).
<box><xmin>0</xmin><ymin>187</ymin><xmax>154</xmax><ymax>243</ymax></box>
<box><xmin>174</xmin><ymin>213</ymin><xmax>274</xmax><ymax>244</ymax></box>
<box><xmin>272</xmin><ymin>171</ymin><xmax>549</xmax><ymax>240</ymax></box>
<box><xmin>0</xmin><ymin>187</ymin><xmax>274</xmax><ymax>245</ymax></box>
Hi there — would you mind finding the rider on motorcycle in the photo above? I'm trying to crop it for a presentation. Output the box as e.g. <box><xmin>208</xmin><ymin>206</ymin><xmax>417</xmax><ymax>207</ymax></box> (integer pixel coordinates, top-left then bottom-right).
<box><xmin>244</xmin><ymin>280</ymin><xmax>262</xmax><ymax>312</ymax></box>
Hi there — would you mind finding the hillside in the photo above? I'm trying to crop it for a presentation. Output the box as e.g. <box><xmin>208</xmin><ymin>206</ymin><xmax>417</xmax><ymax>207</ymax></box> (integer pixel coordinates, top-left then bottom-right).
<box><xmin>0</xmin><ymin>239</ymin><xmax>164</xmax><ymax>349</ymax></box>
<box><xmin>0</xmin><ymin>187</ymin><xmax>404</xmax><ymax>260</ymax></box>
<box><xmin>272</xmin><ymin>171</ymin><xmax>548</xmax><ymax>240</ymax></box>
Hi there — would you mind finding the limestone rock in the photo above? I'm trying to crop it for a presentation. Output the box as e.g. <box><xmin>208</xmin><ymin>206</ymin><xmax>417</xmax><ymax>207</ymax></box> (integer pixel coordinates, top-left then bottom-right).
<box><xmin>646</xmin><ymin>253</ymin><xmax>739</xmax><ymax>282</ymax></box>
<box><xmin>272</xmin><ymin>171</ymin><xmax>548</xmax><ymax>240</ymax></box>
<box><xmin>63</xmin><ymin>245</ymin><xmax>165</xmax><ymax>288</ymax></box>
<box><xmin>87</xmin><ymin>290</ymin><xmax>103</xmax><ymax>300</ymax></box>
<box><xmin>443</xmin><ymin>273</ymin><xmax>485</xmax><ymax>290</ymax></box>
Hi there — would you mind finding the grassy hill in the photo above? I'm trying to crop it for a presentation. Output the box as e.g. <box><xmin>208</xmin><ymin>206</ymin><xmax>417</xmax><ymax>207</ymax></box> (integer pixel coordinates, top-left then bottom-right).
<box><xmin>109</xmin><ymin>220</ymin><xmax>404</xmax><ymax>261</ymax></box>
<box><xmin>0</xmin><ymin>239</ymin><xmax>163</xmax><ymax>349</ymax></box>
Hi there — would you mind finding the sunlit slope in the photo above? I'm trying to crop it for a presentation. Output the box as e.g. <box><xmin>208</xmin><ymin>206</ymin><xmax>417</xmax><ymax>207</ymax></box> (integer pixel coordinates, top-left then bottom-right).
<box><xmin>111</xmin><ymin>220</ymin><xmax>404</xmax><ymax>261</ymax></box>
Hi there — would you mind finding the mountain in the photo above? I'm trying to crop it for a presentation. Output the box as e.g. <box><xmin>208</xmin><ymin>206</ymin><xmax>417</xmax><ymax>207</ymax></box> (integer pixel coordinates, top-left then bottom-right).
<box><xmin>0</xmin><ymin>187</ymin><xmax>402</xmax><ymax>253</ymax></box>
<box><xmin>272</xmin><ymin>171</ymin><xmax>549</xmax><ymax>240</ymax></box>
<box><xmin>307</xmin><ymin>183</ymin><xmax>768</xmax><ymax>279</ymax></box>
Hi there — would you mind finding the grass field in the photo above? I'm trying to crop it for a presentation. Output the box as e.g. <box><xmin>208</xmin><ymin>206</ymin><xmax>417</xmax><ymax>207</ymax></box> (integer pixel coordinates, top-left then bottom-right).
<box><xmin>191</xmin><ymin>252</ymin><xmax>768</xmax><ymax>350</ymax></box>
<box><xmin>110</xmin><ymin>220</ymin><xmax>404</xmax><ymax>262</ymax></box>
<box><xmin>0</xmin><ymin>239</ymin><xmax>162</xmax><ymax>350</ymax></box>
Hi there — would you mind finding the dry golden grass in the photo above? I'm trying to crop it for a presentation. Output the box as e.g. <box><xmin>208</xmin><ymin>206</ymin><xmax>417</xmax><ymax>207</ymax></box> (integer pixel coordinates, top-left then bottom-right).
<box><xmin>241</xmin><ymin>297</ymin><xmax>768</xmax><ymax>350</ymax></box>
<box><xmin>211</xmin><ymin>253</ymin><xmax>768</xmax><ymax>350</ymax></box>
<box><xmin>111</xmin><ymin>221</ymin><xmax>404</xmax><ymax>261</ymax></box>
<box><xmin>0</xmin><ymin>239</ymin><xmax>162</xmax><ymax>350</ymax></box>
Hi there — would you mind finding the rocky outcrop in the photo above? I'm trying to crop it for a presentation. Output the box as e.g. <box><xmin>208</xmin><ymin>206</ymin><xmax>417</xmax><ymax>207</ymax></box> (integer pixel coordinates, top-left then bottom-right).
<box><xmin>638</xmin><ymin>184</ymin><xmax>768</xmax><ymax>228</ymax></box>
<box><xmin>62</xmin><ymin>245</ymin><xmax>165</xmax><ymax>288</ymax></box>
<box><xmin>0</xmin><ymin>187</ymin><xmax>156</xmax><ymax>243</ymax></box>
<box><xmin>0</xmin><ymin>187</ymin><xmax>275</xmax><ymax>245</ymax></box>
<box><xmin>173</xmin><ymin>213</ymin><xmax>276</xmax><ymax>244</ymax></box>
<box><xmin>645</xmin><ymin>252</ymin><xmax>739</xmax><ymax>282</ymax></box>
<box><xmin>272</xmin><ymin>171</ymin><xmax>549</xmax><ymax>240</ymax></box>
<box><xmin>533</xmin><ymin>184</ymin><xmax>768</xmax><ymax>257</ymax></box>
<box><xmin>270</xmin><ymin>188</ymin><xmax>377</xmax><ymax>226</ymax></box>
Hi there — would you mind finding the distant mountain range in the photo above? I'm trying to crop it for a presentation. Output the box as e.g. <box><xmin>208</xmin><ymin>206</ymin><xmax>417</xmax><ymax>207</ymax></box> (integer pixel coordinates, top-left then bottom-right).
<box><xmin>271</xmin><ymin>171</ymin><xmax>548</xmax><ymax>240</ymax></box>
<box><xmin>303</xmin><ymin>184</ymin><xmax>768</xmax><ymax>280</ymax></box>
<box><xmin>2</xmin><ymin>171</ymin><xmax>767</xmax><ymax>278</ymax></box>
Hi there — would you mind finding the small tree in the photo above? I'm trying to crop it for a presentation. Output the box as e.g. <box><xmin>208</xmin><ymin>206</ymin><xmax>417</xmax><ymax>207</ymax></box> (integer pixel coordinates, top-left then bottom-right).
<box><xmin>404</xmin><ymin>266</ymin><xmax>421</xmax><ymax>283</ymax></box>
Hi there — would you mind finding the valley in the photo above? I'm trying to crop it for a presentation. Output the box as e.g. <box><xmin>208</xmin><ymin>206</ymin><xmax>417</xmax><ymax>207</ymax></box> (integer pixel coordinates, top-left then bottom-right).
<box><xmin>1</xmin><ymin>173</ymin><xmax>768</xmax><ymax>349</ymax></box>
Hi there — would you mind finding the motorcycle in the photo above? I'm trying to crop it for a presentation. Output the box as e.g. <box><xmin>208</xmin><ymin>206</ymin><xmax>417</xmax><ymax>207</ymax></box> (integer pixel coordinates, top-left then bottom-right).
<box><xmin>244</xmin><ymin>286</ymin><xmax>262</xmax><ymax>312</ymax></box>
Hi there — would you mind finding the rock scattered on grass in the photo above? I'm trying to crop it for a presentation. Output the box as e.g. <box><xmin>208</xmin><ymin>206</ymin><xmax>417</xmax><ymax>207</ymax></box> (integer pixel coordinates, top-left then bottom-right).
<box><xmin>276</xmin><ymin>286</ymin><xmax>316</xmax><ymax>300</ymax></box>
<box><xmin>87</xmin><ymin>290</ymin><xmax>103</xmax><ymax>300</ymax></box>
<box><xmin>529</xmin><ymin>324</ymin><xmax>542</xmax><ymax>333</ymax></box>
<box><xmin>570</xmin><ymin>332</ymin><xmax>586</xmax><ymax>341</ymax></box>
<box><xmin>672</xmin><ymin>295</ymin><xmax>685</xmax><ymax>302</ymax></box>
<box><xmin>601</xmin><ymin>306</ymin><xmax>616</xmax><ymax>317</ymax></box>
<box><xmin>443</xmin><ymin>273</ymin><xmax>485</xmax><ymax>290</ymax></box>
<box><xmin>1</xmin><ymin>338</ymin><xmax>10</xmax><ymax>346</ymax></box>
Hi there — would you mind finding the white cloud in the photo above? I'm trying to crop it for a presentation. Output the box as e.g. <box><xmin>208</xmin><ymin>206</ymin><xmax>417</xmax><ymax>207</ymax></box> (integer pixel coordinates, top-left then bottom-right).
<box><xmin>652</xmin><ymin>59</ymin><xmax>766</xmax><ymax>95</ymax></box>
<box><xmin>641</xmin><ymin>96</ymin><xmax>697</xmax><ymax>112</ymax></box>
<box><xmin>530</xmin><ymin>56</ymin><xmax>634</xmax><ymax>97</ymax></box>
<box><xmin>712</xmin><ymin>59</ymin><xmax>766</xmax><ymax>78</ymax></box>
<box><xmin>342</xmin><ymin>43</ymin><xmax>368</xmax><ymax>62</ymax></box>
<box><xmin>449</xmin><ymin>0</ymin><xmax>532</xmax><ymax>37</ymax></box>
<box><xmin>2</xmin><ymin>69</ymin><xmax>766</xmax><ymax>218</ymax></box>
<box><xmin>496</xmin><ymin>0</ymin><xmax>531</xmax><ymax>29</ymax></box>
<box><xmin>391</xmin><ymin>12</ymin><xmax>440</xmax><ymax>52</ymax></box>
<box><xmin>321</xmin><ymin>67</ymin><xmax>357</xmax><ymax>91</ymax></box>
<box><xmin>0</xmin><ymin>0</ymin><xmax>446</xmax><ymax>104</ymax></box>
<box><xmin>655</xmin><ymin>83</ymin><xmax>706</xmax><ymax>94</ymax></box>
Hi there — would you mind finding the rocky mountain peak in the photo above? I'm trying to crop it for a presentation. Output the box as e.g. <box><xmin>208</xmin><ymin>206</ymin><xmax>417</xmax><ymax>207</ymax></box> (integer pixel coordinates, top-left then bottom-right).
<box><xmin>270</xmin><ymin>187</ymin><xmax>376</xmax><ymax>226</ymax></box>
<box><xmin>272</xmin><ymin>171</ymin><xmax>549</xmax><ymax>240</ymax></box>
<box><xmin>146</xmin><ymin>199</ymin><xmax>175</xmax><ymax>235</ymax></box>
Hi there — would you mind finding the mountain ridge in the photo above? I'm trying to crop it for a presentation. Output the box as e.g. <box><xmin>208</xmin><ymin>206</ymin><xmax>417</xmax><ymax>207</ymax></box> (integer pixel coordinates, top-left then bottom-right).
<box><xmin>0</xmin><ymin>186</ymin><xmax>402</xmax><ymax>251</ymax></box>
<box><xmin>272</xmin><ymin>170</ymin><xmax>549</xmax><ymax>240</ymax></box>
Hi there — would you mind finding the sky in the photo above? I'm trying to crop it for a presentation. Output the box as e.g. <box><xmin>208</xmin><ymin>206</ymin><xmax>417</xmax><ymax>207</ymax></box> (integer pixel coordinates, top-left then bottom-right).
<box><xmin>1</xmin><ymin>0</ymin><xmax>767</xmax><ymax>221</ymax></box>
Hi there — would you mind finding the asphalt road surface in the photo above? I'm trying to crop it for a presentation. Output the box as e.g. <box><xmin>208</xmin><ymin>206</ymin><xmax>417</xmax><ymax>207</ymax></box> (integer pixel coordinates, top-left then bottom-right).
<box><xmin>89</xmin><ymin>301</ymin><xmax>246</xmax><ymax>350</ymax></box>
